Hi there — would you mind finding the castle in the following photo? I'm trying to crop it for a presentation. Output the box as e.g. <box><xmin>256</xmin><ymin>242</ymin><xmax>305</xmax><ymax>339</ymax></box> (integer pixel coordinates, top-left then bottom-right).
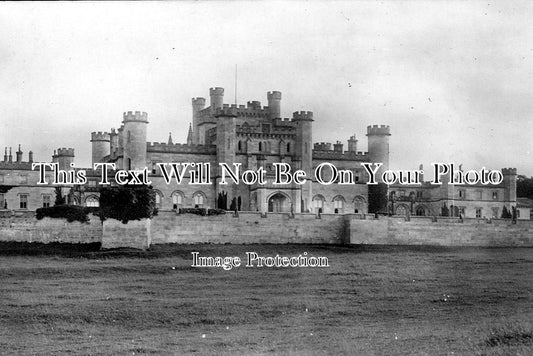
<box><xmin>0</xmin><ymin>86</ymin><xmax>518</xmax><ymax>220</ymax></box>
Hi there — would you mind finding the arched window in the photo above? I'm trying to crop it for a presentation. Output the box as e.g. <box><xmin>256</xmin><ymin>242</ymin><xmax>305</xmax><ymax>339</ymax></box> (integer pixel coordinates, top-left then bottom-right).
<box><xmin>258</xmin><ymin>142</ymin><xmax>262</xmax><ymax>152</ymax></box>
<box><xmin>238</xmin><ymin>141</ymin><xmax>242</xmax><ymax>151</ymax></box>
<box><xmin>416</xmin><ymin>206</ymin><xmax>426</xmax><ymax>216</ymax></box>
<box><xmin>287</xmin><ymin>142</ymin><xmax>290</xmax><ymax>153</ymax></box>
<box><xmin>86</xmin><ymin>196</ymin><xmax>99</xmax><ymax>207</ymax></box>
<box><xmin>193</xmin><ymin>192</ymin><xmax>205</xmax><ymax>208</ymax></box>
<box><xmin>333</xmin><ymin>196</ymin><xmax>345</xmax><ymax>214</ymax></box>
<box><xmin>171</xmin><ymin>191</ymin><xmax>184</xmax><ymax>210</ymax></box>
<box><xmin>312</xmin><ymin>195</ymin><xmax>325</xmax><ymax>214</ymax></box>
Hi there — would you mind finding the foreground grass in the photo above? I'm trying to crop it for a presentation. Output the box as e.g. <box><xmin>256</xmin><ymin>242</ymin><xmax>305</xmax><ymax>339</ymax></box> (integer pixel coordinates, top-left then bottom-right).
<box><xmin>0</xmin><ymin>243</ymin><xmax>532</xmax><ymax>355</ymax></box>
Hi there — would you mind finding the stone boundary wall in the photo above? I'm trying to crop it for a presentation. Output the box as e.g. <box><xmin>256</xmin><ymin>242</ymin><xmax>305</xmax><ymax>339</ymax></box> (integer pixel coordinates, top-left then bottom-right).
<box><xmin>349</xmin><ymin>216</ymin><xmax>533</xmax><ymax>246</ymax></box>
<box><xmin>150</xmin><ymin>211</ymin><xmax>348</xmax><ymax>244</ymax></box>
<box><xmin>2</xmin><ymin>211</ymin><xmax>533</xmax><ymax>247</ymax></box>
<box><xmin>0</xmin><ymin>213</ymin><xmax>102</xmax><ymax>244</ymax></box>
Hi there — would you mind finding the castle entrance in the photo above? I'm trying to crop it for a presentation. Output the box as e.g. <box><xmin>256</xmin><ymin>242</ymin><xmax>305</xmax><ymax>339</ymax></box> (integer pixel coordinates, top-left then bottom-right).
<box><xmin>268</xmin><ymin>192</ymin><xmax>290</xmax><ymax>212</ymax></box>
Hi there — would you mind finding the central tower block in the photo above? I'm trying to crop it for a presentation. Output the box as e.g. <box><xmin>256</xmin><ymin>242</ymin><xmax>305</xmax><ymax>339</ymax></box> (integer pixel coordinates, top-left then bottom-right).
<box><xmin>267</xmin><ymin>91</ymin><xmax>282</xmax><ymax>119</ymax></box>
<box><xmin>122</xmin><ymin>111</ymin><xmax>148</xmax><ymax>170</ymax></box>
<box><xmin>293</xmin><ymin>111</ymin><xmax>314</xmax><ymax>212</ymax></box>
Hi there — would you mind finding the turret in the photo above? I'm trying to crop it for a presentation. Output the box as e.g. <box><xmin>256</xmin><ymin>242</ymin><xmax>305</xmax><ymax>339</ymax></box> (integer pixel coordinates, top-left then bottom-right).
<box><xmin>247</xmin><ymin>101</ymin><xmax>261</xmax><ymax>110</ymax></box>
<box><xmin>192</xmin><ymin>97</ymin><xmax>206</xmax><ymax>144</ymax></box>
<box><xmin>293</xmin><ymin>111</ymin><xmax>314</xmax><ymax>212</ymax></box>
<box><xmin>90</xmin><ymin>131</ymin><xmax>111</xmax><ymax>166</ymax></box>
<box><xmin>502</xmin><ymin>168</ymin><xmax>517</xmax><ymax>205</ymax></box>
<box><xmin>122</xmin><ymin>111</ymin><xmax>148</xmax><ymax>170</ymax></box>
<box><xmin>28</xmin><ymin>151</ymin><xmax>33</xmax><ymax>164</ymax></box>
<box><xmin>53</xmin><ymin>148</ymin><xmax>75</xmax><ymax>171</ymax></box>
<box><xmin>4</xmin><ymin>147</ymin><xmax>8</xmax><ymax>162</ymax></box>
<box><xmin>209</xmin><ymin>87</ymin><xmax>224</xmax><ymax>110</ymax></box>
<box><xmin>366</xmin><ymin>125</ymin><xmax>391</xmax><ymax>182</ymax></box>
<box><xmin>347</xmin><ymin>134</ymin><xmax>358</xmax><ymax>152</ymax></box>
<box><xmin>16</xmin><ymin>144</ymin><xmax>22</xmax><ymax>163</ymax></box>
<box><xmin>8</xmin><ymin>147</ymin><xmax>12</xmax><ymax>163</ymax></box>
<box><xmin>267</xmin><ymin>91</ymin><xmax>282</xmax><ymax>119</ymax></box>
<box><xmin>109</xmin><ymin>128</ymin><xmax>119</xmax><ymax>156</ymax></box>
<box><xmin>333</xmin><ymin>141</ymin><xmax>343</xmax><ymax>153</ymax></box>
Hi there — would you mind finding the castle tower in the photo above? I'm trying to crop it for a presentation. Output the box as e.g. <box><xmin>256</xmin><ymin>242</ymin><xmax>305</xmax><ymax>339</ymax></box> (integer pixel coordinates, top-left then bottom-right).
<box><xmin>8</xmin><ymin>147</ymin><xmax>12</xmax><ymax>163</ymax></box>
<box><xmin>502</xmin><ymin>168</ymin><xmax>517</xmax><ymax>207</ymax></box>
<box><xmin>333</xmin><ymin>141</ymin><xmax>343</xmax><ymax>153</ymax></box>
<box><xmin>53</xmin><ymin>148</ymin><xmax>75</xmax><ymax>171</ymax></box>
<box><xmin>192</xmin><ymin>97</ymin><xmax>206</xmax><ymax>144</ymax></box>
<box><xmin>16</xmin><ymin>145</ymin><xmax>22</xmax><ymax>163</ymax></box>
<box><xmin>210</xmin><ymin>87</ymin><xmax>224</xmax><ymax>110</ymax></box>
<box><xmin>366</xmin><ymin>125</ymin><xmax>391</xmax><ymax>182</ymax></box>
<box><xmin>347</xmin><ymin>134</ymin><xmax>358</xmax><ymax>152</ymax></box>
<box><xmin>109</xmin><ymin>129</ymin><xmax>118</xmax><ymax>157</ymax></box>
<box><xmin>293</xmin><ymin>111</ymin><xmax>314</xmax><ymax>212</ymax></box>
<box><xmin>90</xmin><ymin>131</ymin><xmax>111</xmax><ymax>166</ymax></box>
<box><xmin>267</xmin><ymin>91</ymin><xmax>282</xmax><ymax>119</ymax></box>
<box><xmin>28</xmin><ymin>151</ymin><xmax>33</xmax><ymax>163</ymax></box>
<box><xmin>3</xmin><ymin>147</ymin><xmax>7</xmax><ymax>162</ymax></box>
<box><xmin>122</xmin><ymin>111</ymin><xmax>148</xmax><ymax>170</ymax></box>
<box><xmin>215</xmin><ymin>107</ymin><xmax>237</xmax><ymax>204</ymax></box>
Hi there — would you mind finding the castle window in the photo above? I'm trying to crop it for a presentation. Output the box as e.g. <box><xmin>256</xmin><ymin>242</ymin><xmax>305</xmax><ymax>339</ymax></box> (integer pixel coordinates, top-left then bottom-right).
<box><xmin>287</xmin><ymin>143</ymin><xmax>290</xmax><ymax>153</ymax></box>
<box><xmin>19</xmin><ymin>194</ymin><xmax>28</xmax><ymax>209</ymax></box>
<box><xmin>258</xmin><ymin>142</ymin><xmax>262</xmax><ymax>152</ymax></box>
<box><xmin>333</xmin><ymin>196</ymin><xmax>345</xmax><ymax>214</ymax></box>
<box><xmin>127</xmin><ymin>131</ymin><xmax>131</xmax><ymax>143</ymax></box>
<box><xmin>193</xmin><ymin>193</ymin><xmax>205</xmax><ymax>208</ymax></box>
<box><xmin>492</xmin><ymin>191</ymin><xmax>498</xmax><ymax>200</ymax></box>
<box><xmin>416</xmin><ymin>206</ymin><xmax>425</xmax><ymax>216</ymax></box>
<box><xmin>416</xmin><ymin>191</ymin><xmax>423</xmax><ymax>199</ymax></box>
<box><xmin>312</xmin><ymin>195</ymin><xmax>325</xmax><ymax>214</ymax></box>
<box><xmin>172</xmin><ymin>192</ymin><xmax>184</xmax><ymax>210</ymax></box>
<box><xmin>475</xmin><ymin>208</ymin><xmax>482</xmax><ymax>218</ymax></box>
<box><xmin>42</xmin><ymin>194</ymin><xmax>51</xmax><ymax>208</ymax></box>
<box><xmin>458</xmin><ymin>190</ymin><xmax>465</xmax><ymax>199</ymax></box>
<box><xmin>86</xmin><ymin>196</ymin><xmax>99</xmax><ymax>207</ymax></box>
<box><xmin>238</xmin><ymin>141</ymin><xmax>242</xmax><ymax>151</ymax></box>
<box><xmin>0</xmin><ymin>194</ymin><xmax>4</xmax><ymax>209</ymax></box>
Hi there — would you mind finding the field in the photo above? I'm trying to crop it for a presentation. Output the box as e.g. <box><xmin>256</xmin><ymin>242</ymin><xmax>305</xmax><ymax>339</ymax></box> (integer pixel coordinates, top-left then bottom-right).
<box><xmin>0</xmin><ymin>243</ymin><xmax>532</xmax><ymax>355</ymax></box>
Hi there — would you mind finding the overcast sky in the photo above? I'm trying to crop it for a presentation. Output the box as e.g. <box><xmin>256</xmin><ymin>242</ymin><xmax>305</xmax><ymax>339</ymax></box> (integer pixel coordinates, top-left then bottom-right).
<box><xmin>1</xmin><ymin>1</ymin><xmax>533</xmax><ymax>176</ymax></box>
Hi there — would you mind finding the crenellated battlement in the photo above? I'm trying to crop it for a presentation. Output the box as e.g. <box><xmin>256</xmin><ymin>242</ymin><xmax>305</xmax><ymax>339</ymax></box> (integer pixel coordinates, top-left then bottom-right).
<box><xmin>56</xmin><ymin>148</ymin><xmax>75</xmax><ymax>157</ymax></box>
<box><xmin>147</xmin><ymin>142</ymin><xmax>216</xmax><ymax>154</ymax></box>
<box><xmin>313</xmin><ymin>150</ymin><xmax>368</xmax><ymax>161</ymax></box>
<box><xmin>366</xmin><ymin>124</ymin><xmax>390</xmax><ymax>136</ymax></box>
<box><xmin>209</xmin><ymin>87</ymin><xmax>224</xmax><ymax>95</ymax></box>
<box><xmin>502</xmin><ymin>168</ymin><xmax>517</xmax><ymax>175</ymax></box>
<box><xmin>214</xmin><ymin>107</ymin><xmax>238</xmax><ymax>118</ymax></box>
<box><xmin>292</xmin><ymin>111</ymin><xmax>314</xmax><ymax>121</ymax></box>
<box><xmin>90</xmin><ymin>131</ymin><xmax>111</xmax><ymax>142</ymax></box>
<box><xmin>192</xmin><ymin>97</ymin><xmax>206</xmax><ymax>106</ymax></box>
<box><xmin>314</xmin><ymin>142</ymin><xmax>332</xmax><ymax>151</ymax></box>
<box><xmin>267</xmin><ymin>91</ymin><xmax>282</xmax><ymax>100</ymax></box>
<box><xmin>123</xmin><ymin>111</ymin><xmax>148</xmax><ymax>123</ymax></box>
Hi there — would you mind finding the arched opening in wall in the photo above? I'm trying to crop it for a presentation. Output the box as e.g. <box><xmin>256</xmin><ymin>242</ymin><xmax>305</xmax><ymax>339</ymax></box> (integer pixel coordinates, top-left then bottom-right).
<box><xmin>353</xmin><ymin>196</ymin><xmax>366</xmax><ymax>214</ymax></box>
<box><xmin>395</xmin><ymin>204</ymin><xmax>408</xmax><ymax>216</ymax></box>
<box><xmin>238</xmin><ymin>141</ymin><xmax>242</xmax><ymax>151</ymax></box>
<box><xmin>258</xmin><ymin>142</ymin><xmax>262</xmax><ymax>152</ymax></box>
<box><xmin>332</xmin><ymin>195</ymin><xmax>346</xmax><ymax>214</ymax></box>
<box><xmin>415</xmin><ymin>206</ymin><xmax>426</xmax><ymax>216</ymax></box>
<box><xmin>85</xmin><ymin>195</ymin><xmax>99</xmax><ymax>207</ymax></box>
<box><xmin>267</xmin><ymin>192</ymin><xmax>291</xmax><ymax>213</ymax></box>
<box><xmin>312</xmin><ymin>194</ymin><xmax>325</xmax><ymax>214</ymax></box>
<box><xmin>171</xmin><ymin>191</ymin><xmax>184</xmax><ymax>211</ymax></box>
<box><xmin>287</xmin><ymin>142</ymin><xmax>290</xmax><ymax>153</ymax></box>
<box><xmin>193</xmin><ymin>191</ymin><xmax>206</xmax><ymax>208</ymax></box>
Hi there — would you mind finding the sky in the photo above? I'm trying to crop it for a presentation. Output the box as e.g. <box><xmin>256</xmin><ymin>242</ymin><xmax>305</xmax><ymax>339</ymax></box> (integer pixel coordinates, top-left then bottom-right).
<box><xmin>1</xmin><ymin>1</ymin><xmax>533</xmax><ymax>176</ymax></box>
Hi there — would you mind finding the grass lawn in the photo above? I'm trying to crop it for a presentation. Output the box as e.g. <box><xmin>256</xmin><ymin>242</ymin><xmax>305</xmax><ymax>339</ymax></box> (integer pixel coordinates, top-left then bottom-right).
<box><xmin>0</xmin><ymin>243</ymin><xmax>532</xmax><ymax>355</ymax></box>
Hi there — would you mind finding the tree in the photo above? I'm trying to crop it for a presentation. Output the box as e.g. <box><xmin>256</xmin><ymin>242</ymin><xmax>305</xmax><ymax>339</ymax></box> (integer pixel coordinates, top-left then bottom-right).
<box><xmin>441</xmin><ymin>203</ymin><xmax>450</xmax><ymax>217</ymax></box>
<box><xmin>99</xmin><ymin>185</ymin><xmax>157</xmax><ymax>223</ymax></box>
<box><xmin>501</xmin><ymin>206</ymin><xmax>512</xmax><ymax>219</ymax></box>
<box><xmin>54</xmin><ymin>187</ymin><xmax>66</xmax><ymax>206</ymax></box>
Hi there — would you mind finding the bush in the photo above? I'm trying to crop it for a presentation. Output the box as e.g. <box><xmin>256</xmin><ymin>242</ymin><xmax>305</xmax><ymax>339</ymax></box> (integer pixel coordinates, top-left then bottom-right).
<box><xmin>178</xmin><ymin>208</ymin><xmax>226</xmax><ymax>216</ymax></box>
<box><xmin>36</xmin><ymin>205</ymin><xmax>92</xmax><ymax>223</ymax></box>
<box><xmin>99</xmin><ymin>185</ymin><xmax>158</xmax><ymax>223</ymax></box>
